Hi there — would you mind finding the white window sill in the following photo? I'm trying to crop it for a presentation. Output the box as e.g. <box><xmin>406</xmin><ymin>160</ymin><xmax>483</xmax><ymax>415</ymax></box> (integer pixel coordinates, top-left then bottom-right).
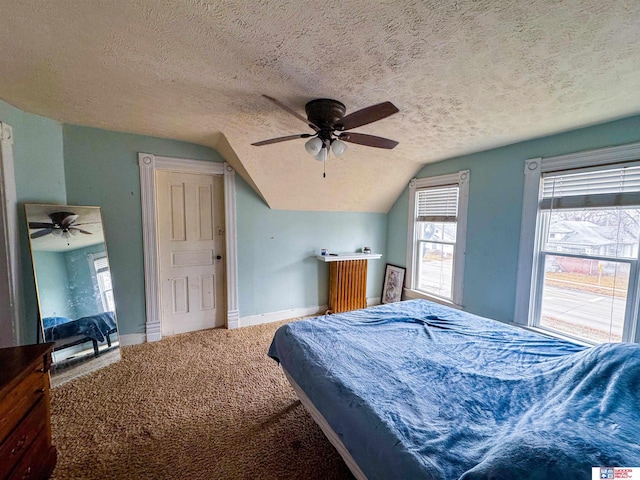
<box><xmin>403</xmin><ymin>288</ymin><xmax>463</xmax><ymax>310</ymax></box>
<box><xmin>502</xmin><ymin>322</ymin><xmax>595</xmax><ymax>347</ymax></box>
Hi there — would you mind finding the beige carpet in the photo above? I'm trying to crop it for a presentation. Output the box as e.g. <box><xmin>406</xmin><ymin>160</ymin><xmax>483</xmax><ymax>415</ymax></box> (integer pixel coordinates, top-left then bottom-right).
<box><xmin>50</xmin><ymin>320</ymin><xmax>354</xmax><ymax>480</ymax></box>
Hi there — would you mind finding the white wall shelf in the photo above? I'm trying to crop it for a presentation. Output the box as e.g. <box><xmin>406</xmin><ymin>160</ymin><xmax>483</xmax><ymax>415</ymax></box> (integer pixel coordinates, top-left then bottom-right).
<box><xmin>316</xmin><ymin>253</ymin><xmax>382</xmax><ymax>262</ymax></box>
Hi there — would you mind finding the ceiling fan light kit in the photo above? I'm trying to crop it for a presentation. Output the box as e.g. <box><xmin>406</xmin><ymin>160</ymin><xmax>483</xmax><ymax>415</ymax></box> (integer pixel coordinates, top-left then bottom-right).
<box><xmin>253</xmin><ymin>95</ymin><xmax>399</xmax><ymax>170</ymax></box>
<box><xmin>304</xmin><ymin>136</ymin><xmax>323</xmax><ymax>155</ymax></box>
<box><xmin>314</xmin><ymin>147</ymin><xmax>328</xmax><ymax>162</ymax></box>
<box><xmin>330</xmin><ymin>138</ymin><xmax>348</xmax><ymax>157</ymax></box>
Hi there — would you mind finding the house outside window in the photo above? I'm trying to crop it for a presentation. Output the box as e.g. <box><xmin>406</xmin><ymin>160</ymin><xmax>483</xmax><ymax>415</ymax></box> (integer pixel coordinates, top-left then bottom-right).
<box><xmin>516</xmin><ymin>144</ymin><xmax>640</xmax><ymax>344</ymax></box>
<box><xmin>406</xmin><ymin>170</ymin><xmax>470</xmax><ymax>306</ymax></box>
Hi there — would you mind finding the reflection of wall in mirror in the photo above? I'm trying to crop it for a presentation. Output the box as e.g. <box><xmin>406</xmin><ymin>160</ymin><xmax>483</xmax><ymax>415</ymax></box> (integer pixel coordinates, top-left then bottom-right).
<box><xmin>65</xmin><ymin>244</ymin><xmax>107</xmax><ymax>317</ymax></box>
<box><xmin>33</xmin><ymin>243</ymin><xmax>107</xmax><ymax>318</ymax></box>
<box><xmin>32</xmin><ymin>251</ymin><xmax>74</xmax><ymax>318</ymax></box>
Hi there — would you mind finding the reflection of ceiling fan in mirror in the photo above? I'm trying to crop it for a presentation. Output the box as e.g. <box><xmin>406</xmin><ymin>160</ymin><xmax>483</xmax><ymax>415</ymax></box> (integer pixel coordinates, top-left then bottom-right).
<box><xmin>29</xmin><ymin>212</ymin><xmax>94</xmax><ymax>239</ymax></box>
<box><xmin>252</xmin><ymin>95</ymin><xmax>400</xmax><ymax>163</ymax></box>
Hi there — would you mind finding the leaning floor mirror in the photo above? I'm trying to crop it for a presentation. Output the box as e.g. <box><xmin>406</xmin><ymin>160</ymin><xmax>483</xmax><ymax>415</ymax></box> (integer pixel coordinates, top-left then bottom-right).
<box><xmin>25</xmin><ymin>204</ymin><xmax>121</xmax><ymax>386</ymax></box>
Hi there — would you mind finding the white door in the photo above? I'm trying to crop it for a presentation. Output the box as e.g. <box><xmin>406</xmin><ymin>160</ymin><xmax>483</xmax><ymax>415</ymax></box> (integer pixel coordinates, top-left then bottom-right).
<box><xmin>156</xmin><ymin>171</ymin><xmax>225</xmax><ymax>335</ymax></box>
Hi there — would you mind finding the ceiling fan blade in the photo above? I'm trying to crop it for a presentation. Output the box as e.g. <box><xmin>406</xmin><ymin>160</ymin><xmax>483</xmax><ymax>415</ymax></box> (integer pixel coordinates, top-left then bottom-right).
<box><xmin>252</xmin><ymin>133</ymin><xmax>313</xmax><ymax>146</ymax></box>
<box><xmin>29</xmin><ymin>222</ymin><xmax>55</xmax><ymax>229</ymax></box>
<box><xmin>61</xmin><ymin>216</ymin><xmax>79</xmax><ymax>228</ymax></box>
<box><xmin>337</xmin><ymin>102</ymin><xmax>399</xmax><ymax>131</ymax></box>
<box><xmin>339</xmin><ymin>132</ymin><xmax>399</xmax><ymax>149</ymax></box>
<box><xmin>71</xmin><ymin>227</ymin><xmax>92</xmax><ymax>235</ymax></box>
<box><xmin>262</xmin><ymin>95</ymin><xmax>319</xmax><ymax>131</ymax></box>
<box><xmin>31</xmin><ymin>228</ymin><xmax>53</xmax><ymax>239</ymax></box>
<box><xmin>71</xmin><ymin>221</ymin><xmax>101</xmax><ymax>227</ymax></box>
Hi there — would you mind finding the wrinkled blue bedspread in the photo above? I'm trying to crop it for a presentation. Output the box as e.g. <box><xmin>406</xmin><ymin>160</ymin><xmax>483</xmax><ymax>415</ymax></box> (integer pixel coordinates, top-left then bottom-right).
<box><xmin>268</xmin><ymin>300</ymin><xmax>640</xmax><ymax>479</ymax></box>
<box><xmin>44</xmin><ymin>311</ymin><xmax>117</xmax><ymax>343</ymax></box>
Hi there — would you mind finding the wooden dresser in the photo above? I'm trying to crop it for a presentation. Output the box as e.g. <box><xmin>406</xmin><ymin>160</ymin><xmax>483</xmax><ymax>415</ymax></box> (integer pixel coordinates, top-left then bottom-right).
<box><xmin>0</xmin><ymin>344</ymin><xmax>57</xmax><ymax>480</ymax></box>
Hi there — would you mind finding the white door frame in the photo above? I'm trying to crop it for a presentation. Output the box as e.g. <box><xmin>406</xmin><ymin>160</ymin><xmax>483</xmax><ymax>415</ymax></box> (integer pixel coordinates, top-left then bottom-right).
<box><xmin>0</xmin><ymin>122</ymin><xmax>21</xmax><ymax>347</ymax></box>
<box><xmin>138</xmin><ymin>153</ymin><xmax>240</xmax><ymax>342</ymax></box>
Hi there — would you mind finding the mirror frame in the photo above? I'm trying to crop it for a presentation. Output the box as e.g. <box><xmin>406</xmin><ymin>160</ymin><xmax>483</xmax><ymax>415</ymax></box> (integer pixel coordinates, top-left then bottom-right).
<box><xmin>25</xmin><ymin>203</ymin><xmax>121</xmax><ymax>385</ymax></box>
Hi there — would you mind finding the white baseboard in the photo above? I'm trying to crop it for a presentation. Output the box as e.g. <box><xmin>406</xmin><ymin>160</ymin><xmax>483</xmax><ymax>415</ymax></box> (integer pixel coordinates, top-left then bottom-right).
<box><xmin>239</xmin><ymin>297</ymin><xmax>381</xmax><ymax>328</ymax></box>
<box><xmin>119</xmin><ymin>333</ymin><xmax>146</xmax><ymax>346</ymax></box>
<box><xmin>131</xmin><ymin>298</ymin><xmax>385</xmax><ymax>343</ymax></box>
<box><xmin>367</xmin><ymin>297</ymin><xmax>381</xmax><ymax>306</ymax></box>
<box><xmin>239</xmin><ymin>304</ymin><xmax>328</xmax><ymax>328</ymax></box>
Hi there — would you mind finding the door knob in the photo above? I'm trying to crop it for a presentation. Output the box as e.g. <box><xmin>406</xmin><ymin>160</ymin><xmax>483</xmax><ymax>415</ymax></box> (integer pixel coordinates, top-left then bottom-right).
<box><xmin>216</xmin><ymin>255</ymin><xmax>222</xmax><ymax>260</ymax></box>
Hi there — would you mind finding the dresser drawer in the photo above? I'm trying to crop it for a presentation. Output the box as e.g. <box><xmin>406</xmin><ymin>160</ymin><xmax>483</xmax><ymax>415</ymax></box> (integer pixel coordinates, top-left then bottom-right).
<box><xmin>7</xmin><ymin>428</ymin><xmax>56</xmax><ymax>480</ymax></box>
<box><xmin>0</xmin><ymin>370</ymin><xmax>46</xmax><ymax>442</ymax></box>
<box><xmin>0</xmin><ymin>397</ymin><xmax>47</xmax><ymax>479</ymax></box>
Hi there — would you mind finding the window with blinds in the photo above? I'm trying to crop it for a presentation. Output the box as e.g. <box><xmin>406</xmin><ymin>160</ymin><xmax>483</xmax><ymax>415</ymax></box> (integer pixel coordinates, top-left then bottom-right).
<box><xmin>413</xmin><ymin>184</ymin><xmax>461</xmax><ymax>301</ymax></box>
<box><xmin>541</xmin><ymin>164</ymin><xmax>640</xmax><ymax>210</ymax></box>
<box><xmin>407</xmin><ymin>170</ymin><xmax>469</xmax><ymax>305</ymax></box>
<box><xmin>93</xmin><ymin>256</ymin><xmax>115</xmax><ymax>312</ymax></box>
<box><xmin>531</xmin><ymin>162</ymin><xmax>640</xmax><ymax>344</ymax></box>
<box><xmin>416</xmin><ymin>185</ymin><xmax>459</xmax><ymax>222</ymax></box>
<box><xmin>93</xmin><ymin>256</ymin><xmax>109</xmax><ymax>272</ymax></box>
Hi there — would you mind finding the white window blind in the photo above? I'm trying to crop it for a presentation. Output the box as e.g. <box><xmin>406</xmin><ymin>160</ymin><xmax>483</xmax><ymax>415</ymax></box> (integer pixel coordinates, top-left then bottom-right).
<box><xmin>94</xmin><ymin>256</ymin><xmax>109</xmax><ymax>272</ymax></box>
<box><xmin>416</xmin><ymin>185</ymin><xmax>459</xmax><ymax>222</ymax></box>
<box><xmin>541</xmin><ymin>165</ymin><xmax>640</xmax><ymax>210</ymax></box>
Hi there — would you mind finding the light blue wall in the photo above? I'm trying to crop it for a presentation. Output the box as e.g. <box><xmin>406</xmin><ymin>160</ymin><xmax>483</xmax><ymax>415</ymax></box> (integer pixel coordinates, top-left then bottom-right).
<box><xmin>62</xmin><ymin>125</ymin><xmax>387</xmax><ymax>334</ymax></box>
<box><xmin>236</xmin><ymin>175</ymin><xmax>387</xmax><ymax>317</ymax></box>
<box><xmin>32</xmin><ymin>251</ymin><xmax>73</xmax><ymax>319</ymax></box>
<box><xmin>13</xmin><ymin>98</ymin><xmax>640</xmax><ymax>340</ymax></box>
<box><xmin>386</xmin><ymin>188</ymin><xmax>409</xmax><ymax>268</ymax></box>
<box><xmin>0</xmin><ymin>101</ymin><xmax>66</xmax><ymax>203</ymax></box>
<box><xmin>63</xmin><ymin>125</ymin><xmax>224</xmax><ymax>335</ymax></box>
<box><xmin>387</xmin><ymin>114</ymin><xmax>640</xmax><ymax>323</ymax></box>
<box><xmin>64</xmin><ymin>243</ymin><xmax>106</xmax><ymax>318</ymax></box>
<box><xmin>32</xmin><ymin>245</ymin><xmax>108</xmax><ymax>320</ymax></box>
<box><xmin>0</xmin><ymin>100</ymin><xmax>66</xmax><ymax>343</ymax></box>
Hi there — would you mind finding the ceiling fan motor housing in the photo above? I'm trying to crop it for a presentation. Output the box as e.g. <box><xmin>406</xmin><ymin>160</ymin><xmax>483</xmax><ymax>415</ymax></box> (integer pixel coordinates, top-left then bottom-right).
<box><xmin>252</xmin><ymin>94</ymin><xmax>398</xmax><ymax>150</ymax></box>
<box><xmin>305</xmin><ymin>99</ymin><xmax>346</xmax><ymax>131</ymax></box>
<box><xmin>49</xmin><ymin>212</ymin><xmax>78</xmax><ymax>227</ymax></box>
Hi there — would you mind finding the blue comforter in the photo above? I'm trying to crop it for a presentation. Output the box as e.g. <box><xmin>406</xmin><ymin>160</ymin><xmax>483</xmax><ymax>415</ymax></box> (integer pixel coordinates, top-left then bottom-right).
<box><xmin>268</xmin><ymin>300</ymin><xmax>640</xmax><ymax>479</ymax></box>
<box><xmin>44</xmin><ymin>311</ymin><xmax>117</xmax><ymax>343</ymax></box>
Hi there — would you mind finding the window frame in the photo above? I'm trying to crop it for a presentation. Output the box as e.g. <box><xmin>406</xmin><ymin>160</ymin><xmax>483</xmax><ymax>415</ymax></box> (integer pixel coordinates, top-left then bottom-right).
<box><xmin>87</xmin><ymin>252</ymin><xmax>113</xmax><ymax>312</ymax></box>
<box><xmin>515</xmin><ymin>142</ymin><xmax>640</xmax><ymax>344</ymax></box>
<box><xmin>406</xmin><ymin>170</ymin><xmax>470</xmax><ymax>306</ymax></box>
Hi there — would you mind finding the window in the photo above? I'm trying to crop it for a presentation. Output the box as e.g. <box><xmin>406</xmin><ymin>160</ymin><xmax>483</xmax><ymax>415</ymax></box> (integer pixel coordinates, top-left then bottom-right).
<box><xmin>90</xmin><ymin>255</ymin><xmax>115</xmax><ymax>312</ymax></box>
<box><xmin>407</xmin><ymin>171</ymin><xmax>470</xmax><ymax>305</ymax></box>
<box><xmin>516</xmin><ymin>143</ymin><xmax>640</xmax><ymax>344</ymax></box>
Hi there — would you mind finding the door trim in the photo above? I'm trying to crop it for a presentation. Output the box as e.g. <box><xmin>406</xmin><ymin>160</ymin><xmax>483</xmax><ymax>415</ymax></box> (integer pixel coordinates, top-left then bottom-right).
<box><xmin>0</xmin><ymin>122</ymin><xmax>21</xmax><ymax>346</ymax></box>
<box><xmin>138</xmin><ymin>153</ymin><xmax>239</xmax><ymax>342</ymax></box>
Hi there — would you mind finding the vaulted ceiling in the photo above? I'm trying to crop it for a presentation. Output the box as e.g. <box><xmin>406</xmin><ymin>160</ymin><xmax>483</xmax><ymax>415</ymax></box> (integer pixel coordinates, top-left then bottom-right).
<box><xmin>2</xmin><ymin>1</ymin><xmax>640</xmax><ymax>212</ymax></box>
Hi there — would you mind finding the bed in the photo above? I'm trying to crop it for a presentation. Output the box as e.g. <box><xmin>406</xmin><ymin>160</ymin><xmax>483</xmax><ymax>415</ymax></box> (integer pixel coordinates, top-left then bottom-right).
<box><xmin>268</xmin><ymin>299</ymin><xmax>640</xmax><ymax>479</ymax></box>
<box><xmin>43</xmin><ymin>312</ymin><xmax>118</xmax><ymax>357</ymax></box>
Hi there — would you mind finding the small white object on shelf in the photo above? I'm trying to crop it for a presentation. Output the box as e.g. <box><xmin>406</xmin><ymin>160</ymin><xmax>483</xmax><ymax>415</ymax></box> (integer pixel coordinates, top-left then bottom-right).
<box><xmin>316</xmin><ymin>253</ymin><xmax>382</xmax><ymax>262</ymax></box>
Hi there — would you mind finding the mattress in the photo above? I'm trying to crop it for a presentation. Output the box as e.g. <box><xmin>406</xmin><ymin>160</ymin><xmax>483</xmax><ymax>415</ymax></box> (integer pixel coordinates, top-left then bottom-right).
<box><xmin>268</xmin><ymin>299</ymin><xmax>640</xmax><ymax>479</ymax></box>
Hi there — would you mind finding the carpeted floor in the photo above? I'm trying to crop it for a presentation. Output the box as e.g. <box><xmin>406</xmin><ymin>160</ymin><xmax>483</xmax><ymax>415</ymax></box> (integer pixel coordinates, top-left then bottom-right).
<box><xmin>50</xmin><ymin>319</ymin><xmax>354</xmax><ymax>480</ymax></box>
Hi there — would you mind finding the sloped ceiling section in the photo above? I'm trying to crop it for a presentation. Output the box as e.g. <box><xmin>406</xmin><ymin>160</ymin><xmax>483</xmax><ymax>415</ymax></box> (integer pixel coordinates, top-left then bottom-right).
<box><xmin>2</xmin><ymin>1</ymin><xmax>640</xmax><ymax>212</ymax></box>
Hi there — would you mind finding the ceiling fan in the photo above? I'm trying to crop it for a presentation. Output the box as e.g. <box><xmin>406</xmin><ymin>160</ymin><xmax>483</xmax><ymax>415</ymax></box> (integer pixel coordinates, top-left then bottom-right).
<box><xmin>252</xmin><ymin>95</ymin><xmax>399</xmax><ymax>161</ymax></box>
<box><xmin>29</xmin><ymin>212</ymin><xmax>94</xmax><ymax>239</ymax></box>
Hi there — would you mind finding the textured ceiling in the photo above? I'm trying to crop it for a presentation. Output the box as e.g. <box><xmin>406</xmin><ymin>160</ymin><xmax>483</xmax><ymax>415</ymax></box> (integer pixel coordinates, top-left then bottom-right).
<box><xmin>2</xmin><ymin>1</ymin><xmax>640</xmax><ymax>212</ymax></box>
